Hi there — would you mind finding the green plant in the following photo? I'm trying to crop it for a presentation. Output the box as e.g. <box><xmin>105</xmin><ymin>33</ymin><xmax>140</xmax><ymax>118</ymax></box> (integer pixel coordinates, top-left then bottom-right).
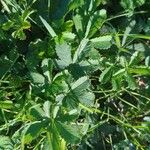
<box><xmin>0</xmin><ymin>0</ymin><xmax>150</xmax><ymax>149</ymax></box>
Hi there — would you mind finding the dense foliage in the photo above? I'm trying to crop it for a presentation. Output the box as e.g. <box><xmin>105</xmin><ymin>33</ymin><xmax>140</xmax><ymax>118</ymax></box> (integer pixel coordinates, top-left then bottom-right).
<box><xmin>0</xmin><ymin>0</ymin><xmax>150</xmax><ymax>149</ymax></box>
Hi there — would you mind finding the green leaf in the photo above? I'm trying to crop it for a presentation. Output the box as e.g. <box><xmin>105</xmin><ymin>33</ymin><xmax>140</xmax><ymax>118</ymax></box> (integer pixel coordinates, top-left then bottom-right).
<box><xmin>88</xmin><ymin>48</ymin><xmax>101</xmax><ymax>59</ymax></box>
<box><xmin>0</xmin><ymin>0</ymin><xmax>11</xmax><ymax>13</ymax></box>
<box><xmin>145</xmin><ymin>56</ymin><xmax>150</xmax><ymax>67</ymax></box>
<box><xmin>56</xmin><ymin>43</ymin><xmax>72</xmax><ymax>69</ymax></box>
<box><xmin>2</xmin><ymin>20</ymin><xmax>14</xmax><ymax>30</ymax></box>
<box><xmin>129</xmin><ymin>51</ymin><xmax>144</xmax><ymax>66</ymax></box>
<box><xmin>73</xmin><ymin>14</ymin><xmax>84</xmax><ymax>38</ymax></box>
<box><xmin>126</xmin><ymin>42</ymin><xmax>149</xmax><ymax>52</ymax></box>
<box><xmin>69</xmin><ymin>0</ymin><xmax>84</xmax><ymax>10</ymax></box>
<box><xmin>113</xmin><ymin>139</ymin><xmax>135</xmax><ymax>149</ymax></box>
<box><xmin>50</xmin><ymin>0</ymin><xmax>70</xmax><ymax>20</ymax></box>
<box><xmin>41</xmin><ymin>58</ymin><xmax>53</xmax><ymax>82</ymax></box>
<box><xmin>93</xmin><ymin>0</ymin><xmax>103</xmax><ymax>10</ymax></box>
<box><xmin>42</xmin><ymin>135</ymin><xmax>63</xmax><ymax>150</ymax></box>
<box><xmin>120</xmin><ymin>56</ymin><xmax>128</xmax><ymax>67</ymax></box>
<box><xmin>39</xmin><ymin>16</ymin><xmax>57</xmax><ymax>38</ymax></box>
<box><xmin>85</xmin><ymin>9</ymin><xmax>107</xmax><ymax>38</ymax></box>
<box><xmin>12</xmin><ymin>29</ymin><xmax>26</xmax><ymax>40</ymax></box>
<box><xmin>0</xmin><ymin>100</ymin><xmax>13</xmax><ymax>109</ymax></box>
<box><xmin>0</xmin><ymin>136</ymin><xmax>13</xmax><ymax>150</ymax></box>
<box><xmin>50</xmin><ymin>73</ymin><xmax>69</xmax><ymax>95</ymax></box>
<box><xmin>0</xmin><ymin>54</ymin><xmax>18</xmax><ymax>78</ymax></box>
<box><xmin>42</xmin><ymin>138</ymin><xmax>52</xmax><ymax>150</ymax></box>
<box><xmin>112</xmin><ymin>77</ymin><xmax>122</xmax><ymax>91</ymax></box>
<box><xmin>73</xmin><ymin>38</ymin><xmax>90</xmax><ymax>63</ymax></box>
<box><xmin>122</xmin><ymin>20</ymin><xmax>136</xmax><ymax>46</ymax></box>
<box><xmin>57</xmin><ymin>109</ymin><xmax>79</xmax><ymax>123</ymax></box>
<box><xmin>78</xmin><ymin>91</ymin><xmax>95</xmax><ymax>107</ymax></box>
<box><xmin>68</xmin><ymin>63</ymin><xmax>86</xmax><ymax>80</ymax></box>
<box><xmin>71</xmin><ymin>76</ymin><xmax>89</xmax><ymax>93</ymax></box>
<box><xmin>62</xmin><ymin>32</ymin><xmax>76</xmax><ymax>41</ymax></box>
<box><xmin>91</xmin><ymin>35</ymin><xmax>112</xmax><ymax>49</ymax></box>
<box><xmin>30</xmin><ymin>72</ymin><xmax>45</xmax><ymax>84</ymax></box>
<box><xmin>28</xmin><ymin>104</ymin><xmax>45</xmax><ymax>120</ymax></box>
<box><xmin>119</xmin><ymin>34</ymin><xmax>150</xmax><ymax>40</ymax></box>
<box><xmin>125</xmin><ymin>72</ymin><xmax>137</xmax><ymax>90</ymax></box>
<box><xmin>22</xmin><ymin>121</ymin><xmax>48</xmax><ymax>144</ymax></box>
<box><xmin>63</xmin><ymin>76</ymin><xmax>90</xmax><ymax>109</ymax></box>
<box><xmin>43</xmin><ymin>101</ymin><xmax>51</xmax><ymax>118</ymax></box>
<box><xmin>46</xmin><ymin>121</ymin><xmax>64</xmax><ymax>150</ymax></box>
<box><xmin>79</xmin><ymin>59</ymin><xmax>99</xmax><ymax>74</ymax></box>
<box><xmin>55</xmin><ymin>121</ymin><xmax>82</xmax><ymax>144</ymax></box>
<box><xmin>99</xmin><ymin>67</ymin><xmax>112</xmax><ymax>83</ymax></box>
<box><xmin>128</xmin><ymin>67</ymin><xmax>150</xmax><ymax>75</ymax></box>
<box><xmin>22</xmin><ymin>21</ymin><xmax>31</xmax><ymax>29</ymax></box>
<box><xmin>120</xmin><ymin>0</ymin><xmax>145</xmax><ymax>11</ymax></box>
<box><xmin>63</xmin><ymin>93</ymin><xmax>79</xmax><ymax>109</ymax></box>
<box><xmin>113</xmin><ymin>68</ymin><xmax>126</xmax><ymax>78</ymax></box>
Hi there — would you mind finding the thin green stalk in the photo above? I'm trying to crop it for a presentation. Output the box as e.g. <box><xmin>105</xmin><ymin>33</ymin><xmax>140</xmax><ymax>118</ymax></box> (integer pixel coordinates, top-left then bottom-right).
<box><xmin>1</xmin><ymin>55</ymin><xmax>19</xmax><ymax>80</ymax></box>
<box><xmin>33</xmin><ymin>137</ymin><xmax>45</xmax><ymax>150</ymax></box>
<box><xmin>125</xmin><ymin>89</ymin><xmax>150</xmax><ymax>102</ymax></box>
<box><xmin>79</xmin><ymin>103</ymin><xmax>141</xmax><ymax>134</ymax></box>
<box><xmin>1</xmin><ymin>109</ymin><xmax>9</xmax><ymax>133</ymax></box>
<box><xmin>117</xmin><ymin>96</ymin><xmax>138</xmax><ymax>110</ymax></box>
<box><xmin>106</xmin><ymin>11</ymin><xmax>147</xmax><ymax>22</ymax></box>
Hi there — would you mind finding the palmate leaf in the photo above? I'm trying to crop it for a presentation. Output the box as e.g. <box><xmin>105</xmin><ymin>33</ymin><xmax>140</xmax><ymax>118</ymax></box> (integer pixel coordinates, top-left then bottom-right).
<box><xmin>56</xmin><ymin>43</ymin><xmax>72</xmax><ymax>69</ymax></box>
<box><xmin>63</xmin><ymin>76</ymin><xmax>93</xmax><ymax>109</ymax></box>
<box><xmin>63</xmin><ymin>76</ymin><xmax>88</xmax><ymax>102</ymax></box>
<box><xmin>69</xmin><ymin>58</ymin><xmax>99</xmax><ymax>80</ymax></box>
<box><xmin>49</xmin><ymin>72</ymin><xmax>69</xmax><ymax>95</ymax></box>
